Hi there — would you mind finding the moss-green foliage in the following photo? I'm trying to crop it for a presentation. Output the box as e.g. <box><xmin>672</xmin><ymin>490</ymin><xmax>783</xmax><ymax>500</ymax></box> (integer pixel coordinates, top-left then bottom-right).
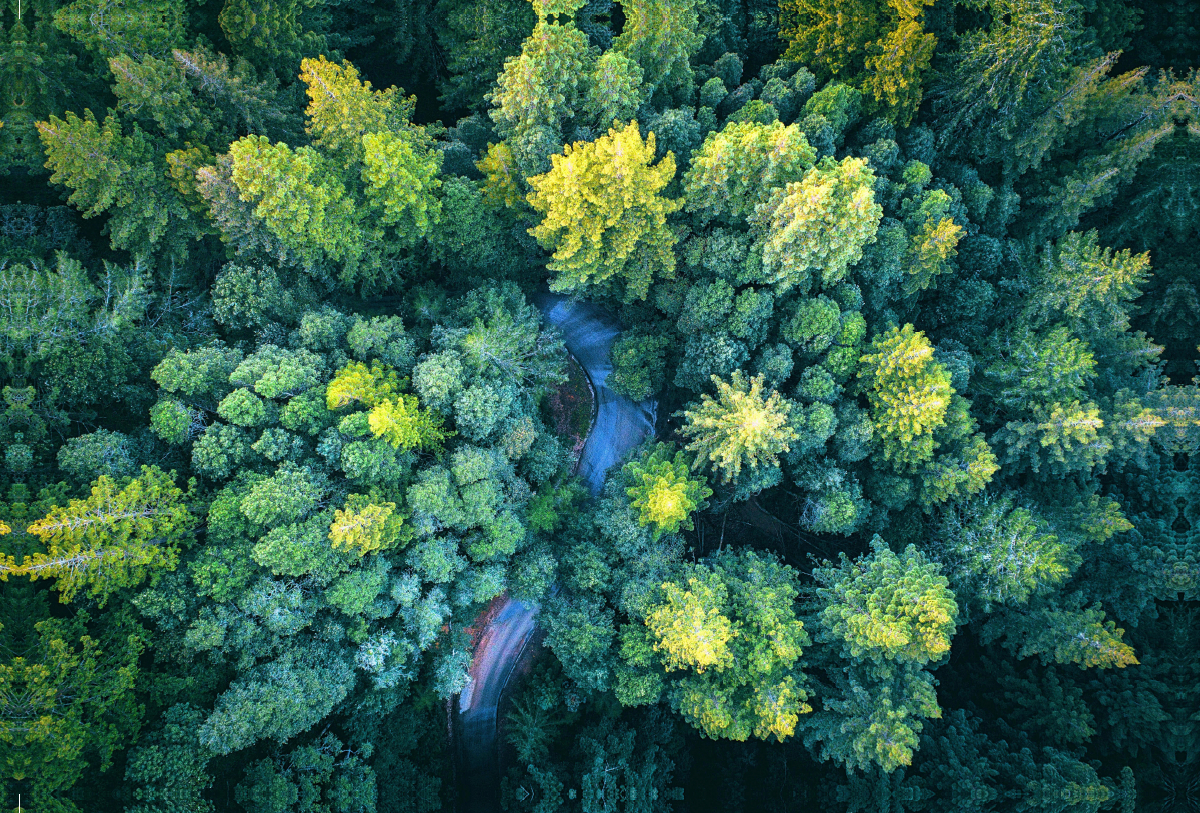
<box><xmin>2</xmin><ymin>1</ymin><xmax>1190</xmax><ymax>808</ymax></box>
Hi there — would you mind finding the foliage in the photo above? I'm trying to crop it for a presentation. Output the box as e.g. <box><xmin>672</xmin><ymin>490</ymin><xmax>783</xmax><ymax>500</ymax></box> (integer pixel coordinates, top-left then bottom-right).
<box><xmin>679</xmin><ymin>370</ymin><xmax>798</xmax><ymax>484</ymax></box>
<box><xmin>623</xmin><ymin>443</ymin><xmax>713</xmax><ymax>539</ymax></box>
<box><xmin>527</xmin><ymin>121</ymin><xmax>683</xmax><ymax>302</ymax></box>
<box><xmin>5</xmin><ymin>1</ymin><xmax>1193</xmax><ymax>806</ymax></box>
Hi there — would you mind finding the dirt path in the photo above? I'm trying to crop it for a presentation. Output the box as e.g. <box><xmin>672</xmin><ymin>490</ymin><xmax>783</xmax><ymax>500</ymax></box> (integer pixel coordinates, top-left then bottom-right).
<box><xmin>454</xmin><ymin>293</ymin><xmax>656</xmax><ymax>812</ymax></box>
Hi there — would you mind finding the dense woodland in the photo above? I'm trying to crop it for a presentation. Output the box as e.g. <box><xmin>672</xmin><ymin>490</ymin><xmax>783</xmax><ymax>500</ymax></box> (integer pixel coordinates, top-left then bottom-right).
<box><xmin>0</xmin><ymin>0</ymin><xmax>1198</xmax><ymax>809</ymax></box>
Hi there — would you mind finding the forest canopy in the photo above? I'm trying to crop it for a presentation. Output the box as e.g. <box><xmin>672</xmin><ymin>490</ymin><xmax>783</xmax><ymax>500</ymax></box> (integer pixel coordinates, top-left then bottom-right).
<box><xmin>0</xmin><ymin>0</ymin><xmax>1196</xmax><ymax>810</ymax></box>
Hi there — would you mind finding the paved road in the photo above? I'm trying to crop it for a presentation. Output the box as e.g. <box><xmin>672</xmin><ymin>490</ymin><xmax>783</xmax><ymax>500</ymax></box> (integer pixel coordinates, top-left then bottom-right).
<box><xmin>454</xmin><ymin>292</ymin><xmax>656</xmax><ymax>813</ymax></box>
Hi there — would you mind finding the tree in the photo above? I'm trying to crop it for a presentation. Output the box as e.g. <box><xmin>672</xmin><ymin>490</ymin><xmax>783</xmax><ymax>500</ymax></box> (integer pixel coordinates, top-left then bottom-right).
<box><xmin>582</xmin><ymin>51</ymin><xmax>646</xmax><ymax>132</ymax></box>
<box><xmin>54</xmin><ymin>0</ymin><xmax>186</xmax><ymax>59</ymax></box>
<box><xmin>369</xmin><ymin>395</ymin><xmax>451</xmax><ymax>453</ymax></box>
<box><xmin>329</xmin><ymin>496</ymin><xmax>406</xmax><ymax>556</ymax></box>
<box><xmin>2</xmin><ymin>610</ymin><xmax>147</xmax><ymax>812</ymax></box>
<box><xmin>814</xmin><ymin>539</ymin><xmax>958</xmax><ymax>668</ymax></box>
<box><xmin>124</xmin><ymin>704</ymin><xmax>215</xmax><ymax>813</ymax></box>
<box><xmin>753</xmin><ymin>155</ymin><xmax>883</xmax><ymax>293</ymax></box>
<box><xmin>436</xmin><ymin>0</ymin><xmax>536</xmax><ymax>112</ymax></box>
<box><xmin>780</xmin><ymin>0</ymin><xmax>937</xmax><ymax>124</ymax></box>
<box><xmin>806</xmin><ymin>538</ymin><xmax>958</xmax><ymax>772</ymax></box>
<box><xmin>326</xmin><ymin>360</ymin><xmax>403</xmax><ymax>411</ymax></box>
<box><xmin>930</xmin><ymin>0</ymin><xmax>1090</xmax><ymax>164</ymax></box>
<box><xmin>198</xmin><ymin>651</ymin><xmax>356</xmax><ymax>755</ymax></box>
<box><xmin>299</xmin><ymin>55</ymin><xmax>409</xmax><ymax>167</ymax></box>
<box><xmin>981</xmin><ymin>600</ymin><xmax>1138</xmax><ymax>670</ymax></box>
<box><xmin>930</xmin><ymin>495</ymin><xmax>1071</xmax><ymax>610</ymax></box>
<box><xmin>608</xmin><ymin>330</ymin><xmax>671</xmax><ymax>401</ymax></box>
<box><xmin>981</xmin><ymin>325</ymin><xmax>1098</xmax><ymax>414</ymax></box>
<box><xmin>623</xmin><ymin>443</ymin><xmax>713</xmax><ymax>540</ymax></box>
<box><xmin>626</xmin><ymin>550</ymin><xmax>811</xmax><ymax>742</ymax></box>
<box><xmin>683</xmin><ymin>120</ymin><xmax>816</xmax><ymax>223</ymax></box>
<box><xmin>857</xmin><ymin>323</ymin><xmax>955</xmax><ymax>470</ymax></box>
<box><xmin>487</xmin><ymin>14</ymin><xmax>590</xmax><ymax>147</ymax></box>
<box><xmin>1024</xmin><ymin>230</ymin><xmax>1151</xmax><ymax>336</ymax></box>
<box><xmin>36</xmin><ymin>109</ymin><xmax>197</xmax><ymax>259</ymax></box>
<box><xmin>680</xmin><ymin>371</ymin><xmax>798</xmax><ymax>484</ymax></box>
<box><xmin>361</xmin><ymin>130</ymin><xmax>443</xmax><ymax>245</ymax></box>
<box><xmin>612</xmin><ymin>0</ymin><xmax>702</xmax><ymax>105</ymax></box>
<box><xmin>527</xmin><ymin>121</ymin><xmax>683</xmax><ymax>302</ymax></box>
<box><xmin>226</xmin><ymin>134</ymin><xmax>366</xmax><ymax>279</ymax></box>
<box><xmin>19</xmin><ymin>466</ymin><xmax>195</xmax><ymax>603</ymax></box>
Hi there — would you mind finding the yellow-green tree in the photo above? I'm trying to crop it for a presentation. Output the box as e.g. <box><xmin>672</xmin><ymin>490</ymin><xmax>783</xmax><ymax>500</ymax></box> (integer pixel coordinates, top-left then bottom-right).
<box><xmin>683</xmin><ymin>120</ymin><xmax>816</xmax><ymax>224</ymax></box>
<box><xmin>679</xmin><ymin>371</ymin><xmax>799</xmax><ymax>483</ymax></box>
<box><xmin>227</xmin><ymin>134</ymin><xmax>365</xmax><ymax>272</ymax></box>
<box><xmin>815</xmin><ymin>540</ymin><xmax>958</xmax><ymax>667</ymax></box>
<box><xmin>857</xmin><ymin>324</ymin><xmax>954</xmax><ymax>470</ymax></box>
<box><xmin>326</xmin><ymin>360</ymin><xmax>402</xmax><ymax>410</ymax></box>
<box><xmin>299</xmin><ymin>55</ymin><xmax>411</xmax><ymax>168</ymax></box>
<box><xmin>368</xmin><ymin>395</ymin><xmax>450</xmax><ymax>452</ymax></box>
<box><xmin>780</xmin><ymin>0</ymin><xmax>938</xmax><ymax>125</ymax></box>
<box><xmin>753</xmin><ymin>155</ymin><xmax>883</xmax><ymax>294</ymax></box>
<box><xmin>19</xmin><ymin>466</ymin><xmax>195</xmax><ymax>603</ymax></box>
<box><xmin>623</xmin><ymin>443</ymin><xmax>713</xmax><ymax>540</ymax></box>
<box><xmin>625</xmin><ymin>550</ymin><xmax>811</xmax><ymax>742</ymax></box>
<box><xmin>527</xmin><ymin>120</ymin><xmax>683</xmax><ymax>302</ymax></box>
<box><xmin>329</xmin><ymin>495</ymin><xmax>405</xmax><ymax>556</ymax></box>
<box><xmin>646</xmin><ymin>571</ymin><xmax>736</xmax><ymax>673</ymax></box>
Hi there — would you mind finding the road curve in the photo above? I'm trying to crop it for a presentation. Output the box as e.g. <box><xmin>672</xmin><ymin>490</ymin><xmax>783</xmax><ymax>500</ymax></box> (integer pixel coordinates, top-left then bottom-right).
<box><xmin>454</xmin><ymin>292</ymin><xmax>657</xmax><ymax>813</ymax></box>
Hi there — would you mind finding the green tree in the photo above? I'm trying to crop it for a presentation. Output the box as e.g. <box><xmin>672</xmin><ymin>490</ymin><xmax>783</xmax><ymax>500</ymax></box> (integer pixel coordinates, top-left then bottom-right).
<box><xmin>933</xmin><ymin>495</ymin><xmax>1076</xmax><ymax>615</ymax></box>
<box><xmin>1</xmin><ymin>610</ymin><xmax>147</xmax><ymax>813</ymax></box>
<box><xmin>436</xmin><ymin>0</ymin><xmax>536</xmax><ymax>112</ymax></box>
<box><xmin>752</xmin><ymin>155</ymin><xmax>883</xmax><ymax>293</ymax></box>
<box><xmin>54</xmin><ymin>0</ymin><xmax>185</xmax><ymax>58</ymax></box>
<box><xmin>981</xmin><ymin>600</ymin><xmax>1138</xmax><ymax>670</ymax></box>
<box><xmin>124</xmin><ymin>704</ymin><xmax>215</xmax><ymax>813</ymax></box>
<box><xmin>679</xmin><ymin>370</ymin><xmax>798</xmax><ymax>483</ymax></box>
<box><xmin>226</xmin><ymin>134</ymin><xmax>365</xmax><ymax>278</ymax></box>
<box><xmin>623</xmin><ymin>443</ymin><xmax>712</xmax><ymax>540</ymax></box>
<box><xmin>806</xmin><ymin>538</ymin><xmax>959</xmax><ymax>772</ymax></box>
<box><xmin>487</xmin><ymin>11</ymin><xmax>590</xmax><ymax>157</ymax></box>
<box><xmin>36</xmin><ymin>109</ymin><xmax>197</xmax><ymax>259</ymax></box>
<box><xmin>19</xmin><ymin>466</ymin><xmax>195</xmax><ymax>604</ymax></box>
<box><xmin>612</xmin><ymin>0</ymin><xmax>702</xmax><ymax>105</ymax></box>
<box><xmin>683</xmin><ymin>120</ymin><xmax>816</xmax><ymax>223</ymax></box>
<box><xmin>527</xmin><ymin>121</ymin><xmax>683</xmax><ymax>302</ymax></box>
<box><xmin>857</xmin><ymin>323</ymin><xmax>954</xmax><ymax>470</ymax></box>
<box><xmin>582</xmin><ymin>51</ymin><xmax>646</xmax><ymax>132</ymax></box>
<box><xmin>814</xmin><ymin>539</ymin><xmax>958</xmax><ymax>667</ymax></box>
<box><xmin>781</xmin><ymin>0</ymin><xmax>937</xmax><ymax>124</ymax></box>
<box><xmin>197</xmin><ymin>652</ymin><xmax>356</xmax><ymax>755</ymax></box>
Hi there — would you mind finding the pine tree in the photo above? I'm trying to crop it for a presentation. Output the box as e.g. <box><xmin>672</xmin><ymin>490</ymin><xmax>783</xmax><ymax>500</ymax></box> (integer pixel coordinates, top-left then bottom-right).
<box><xmin>753</xmin><ymin>155</ymin><xmax>883</xmax><ymax>293</ymax></box>
<box><xmin>36</xmin><ymin>109</ymin><xmax>197</xmax><ymax>259</ymax></box>
<box><xmin>526</xmin><ymin>121</ymin><xmax>683</xmax><ymax>302</ymax></box>
<box><xmin>623</xmin><ymin>442</ymin><xmax>713</xmax><ymax>540</ymax></box>
<box><xmin>857</xmin><ymin>323</ymin><xmax>955</xmax><ymax>470</ymax></box>
<box><xmin>780</xmin><ymin>0</ymin><xmax>936</xmax><ymax>125</ymax></box>
<box><xmin>226</xmin><ymin>134</ymin><xmax>366</xmax><ymax>278</ymax></box>
<box><xmin>678</xmin><ymin>370</ymin><xmax>799</xmax><ymax>483</ymax></box>
<box><xmin>814</xmin><ymin>539</ymin><xmax>958</xmax><ymax>667</ymax></box>
<box><xmin>683</xmin><ymin>120</ymin><xmax>816</xmax><ymax>223</ymax></box>
<box><xmin>612</xmin><ymin>0</ymin><xmax>702</xmax><ymax>105</ymax></box>
<box><xmin>631</xmin><ymin>550</ymin><xmax>811</xmax><ymax>742</ymax></box>
<box><xmin>20</xmin><ymin>466</ymin><xmax>195</xmax><ymax>603</ymax></box>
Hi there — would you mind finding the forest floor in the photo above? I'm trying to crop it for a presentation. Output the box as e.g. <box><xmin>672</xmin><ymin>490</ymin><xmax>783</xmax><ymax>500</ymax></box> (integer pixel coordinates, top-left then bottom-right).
<box><xmin>546</xmin><ymin>354</ymin><xmax>595</xmax><ymax>465</ymax></box>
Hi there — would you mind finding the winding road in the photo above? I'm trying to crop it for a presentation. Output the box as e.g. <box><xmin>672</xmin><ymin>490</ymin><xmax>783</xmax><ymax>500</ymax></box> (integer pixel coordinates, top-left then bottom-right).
<box><xmin>454</xmin><ymin>292</ymin><xmax>657</xmax><ymax>813</ymax></box>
